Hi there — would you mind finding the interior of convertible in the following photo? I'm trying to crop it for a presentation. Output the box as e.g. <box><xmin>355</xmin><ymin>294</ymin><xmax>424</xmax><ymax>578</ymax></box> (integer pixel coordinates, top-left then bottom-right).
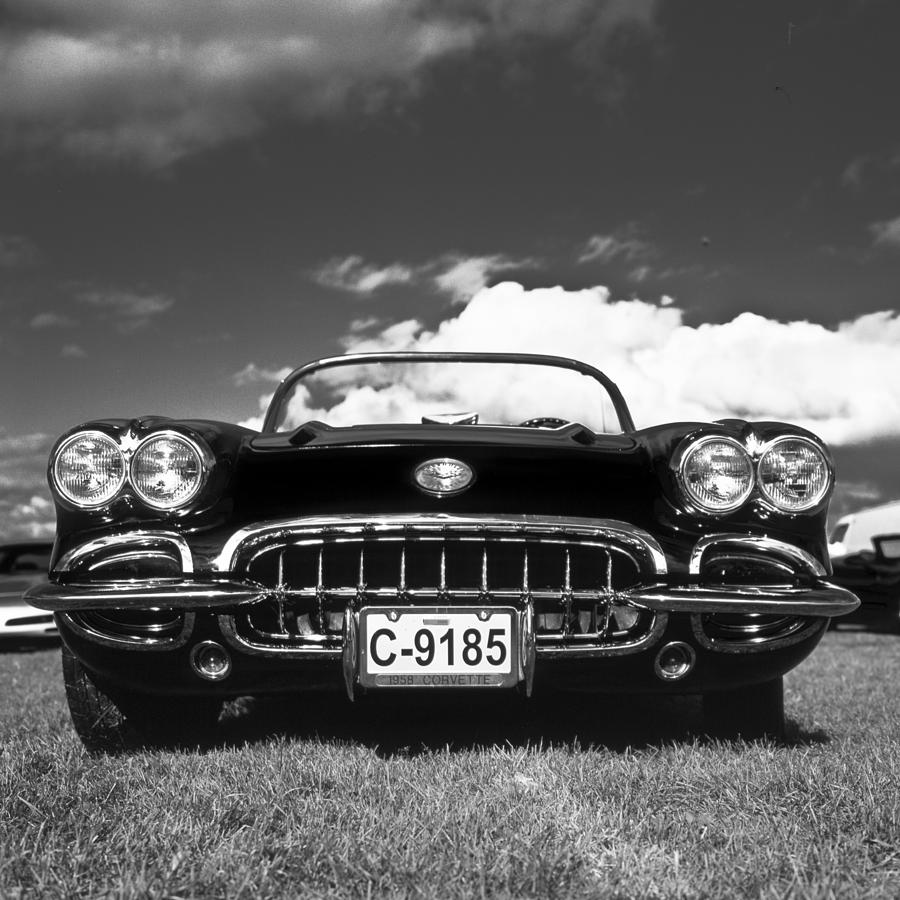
<box><xmin>269</xmin><ymin>360</ymin><xmax>624</xmax><ymax>435</ymax></box>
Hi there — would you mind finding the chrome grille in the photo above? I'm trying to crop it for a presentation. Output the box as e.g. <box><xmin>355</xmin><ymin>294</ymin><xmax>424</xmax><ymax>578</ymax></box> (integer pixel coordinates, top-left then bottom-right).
<box><xmin>233</xmin><ymin>525</ymin><xmax>660</xmax><ymax>651</ymax></box>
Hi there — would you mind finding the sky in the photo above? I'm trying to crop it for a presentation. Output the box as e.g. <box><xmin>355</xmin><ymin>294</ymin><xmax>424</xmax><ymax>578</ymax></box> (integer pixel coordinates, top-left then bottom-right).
<box><xmin>2</xmin><ymin>0</ymin><xmax>900</xmax><ymax>540</ymax></box>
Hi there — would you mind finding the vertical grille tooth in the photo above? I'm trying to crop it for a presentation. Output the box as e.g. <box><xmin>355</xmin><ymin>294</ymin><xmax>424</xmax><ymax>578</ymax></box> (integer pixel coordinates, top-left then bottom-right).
<box><xmin>438</xmin><ymin>542</ymin><xmax>448</xmax><ymax>600</ymax></box>
<box><xmin>398</xmin><ymin>542</ymin><xmax>407</xmax><ymax>597</ymax></box>
<box><xmin>562</xmin><ymin>547</ymin><xmax>573</xmax><ymax>636</ymax></box>
<box><xmin>274</xmin><ymin>548</ymin><xmax>287</xmax><ymax>634</ymax></box>
<box><xmin>316</xmin><ymin>546</ymin><xmax>325</xmax><ymax>631</ymax></box>
<box><xmin>357</xmin><ymin>545</ymin><xmax>366</xmax><ymax>600</ymax></box>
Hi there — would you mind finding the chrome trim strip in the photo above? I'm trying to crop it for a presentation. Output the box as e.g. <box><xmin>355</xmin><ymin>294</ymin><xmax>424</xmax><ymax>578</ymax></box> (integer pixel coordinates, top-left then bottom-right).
<box><xmin>627</xmin><ymin>582</ymin><xmax>859</xmax><ymax>616</ymax></box>
<box><xmin>689</xmin><ymin>534</ymin><xmax>827</xmax><ymax>578</ymax></box>
<box><xmin>690</xmin><ymin>614</ymin><xmax>826</xmax><ymax>654</ymax></box>
<box><xmin>55</xmin><ymin>531</ymin><xmax>194</xmax><ymax>575</ymax></box>
<box><xmin>25</xmin><ymin>579</ymin><xmax>261</xmax><ymax>611</ymax></box>
<box><xmin>213</xmin><ymin>514</ymin><xmax>668</xmax><ymax>576</ymax></box>
<box><xmin>59</xmin><ymin>611</ymin><xmax>195</xmax><ymax>651</ymax></box>
<box><xmin>218</xmin><ymin>614</ymin><xmax>342</xmax><ymax>658</ymax></box>
<box><xmin>536</xmin><ymin>611</ymin><xmax>668</xmax><ymax>658</ymax></box>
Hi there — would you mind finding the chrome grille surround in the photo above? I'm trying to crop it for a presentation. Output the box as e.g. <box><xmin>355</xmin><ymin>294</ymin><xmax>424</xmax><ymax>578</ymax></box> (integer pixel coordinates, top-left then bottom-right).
<box><xmin>689</xmin><ymin>533</ymin><xmax>829</xmax><ymax>652</ymax></box>
<box><xmin>60</xmin><ymin>609</ymin><xmax>195</xmax><ymax>650</ymax></box>
<box><xmin>216</xmin><ymin>514</ymin><xmax>668</xmax><ymax>658</ymax></box>
<box><xmin>690</xmin><ymin>613</ymin><xmax>825</xmax><ymax>653</ymax></box>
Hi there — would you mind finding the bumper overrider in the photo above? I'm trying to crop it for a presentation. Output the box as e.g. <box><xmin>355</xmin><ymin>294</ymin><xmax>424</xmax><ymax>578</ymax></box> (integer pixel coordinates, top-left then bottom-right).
<box><xmin>27</xmin><ymin>515</ymin><xmax>859</xmax><ymax>698</ymax></box>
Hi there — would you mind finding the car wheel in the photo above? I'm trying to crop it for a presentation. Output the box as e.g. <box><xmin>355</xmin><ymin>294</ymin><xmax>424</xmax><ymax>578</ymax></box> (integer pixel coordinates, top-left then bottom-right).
<box><xmin>702</xmin><ymin>676</ymin><xmax>784</xmax><ymax>741</ymax></box>
<box><xmin>61</xmin><ymin>643</ymin><xmax>221</xmax><ymax>753</ymax></box>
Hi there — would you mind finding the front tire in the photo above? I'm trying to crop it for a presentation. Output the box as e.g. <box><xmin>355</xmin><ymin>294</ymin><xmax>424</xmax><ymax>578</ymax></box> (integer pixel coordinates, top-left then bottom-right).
<box><xmin>702</xmin><ymin>677</ymin><xmax>785</xmax><ymax>741</ymax></box>
<box><xmin>62</xmin><ymin>643</ymin><xmax>221</xmax><ymax>753</ymax></box>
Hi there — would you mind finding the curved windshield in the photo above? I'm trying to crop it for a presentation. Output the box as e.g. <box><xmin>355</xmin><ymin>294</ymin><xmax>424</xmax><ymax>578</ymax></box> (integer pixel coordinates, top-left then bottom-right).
<box><xmin>267</xmin><ymin>357</ymin><xmax>626</xmax><ymax>434</ymax></box>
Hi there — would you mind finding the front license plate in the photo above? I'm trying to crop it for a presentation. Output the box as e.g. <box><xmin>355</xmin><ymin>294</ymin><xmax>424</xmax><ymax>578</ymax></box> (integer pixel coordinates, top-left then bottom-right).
<box><xmin>359</xmin><ymin>607</ymin><xmax>518</xmax><ymax>689</ymax></box>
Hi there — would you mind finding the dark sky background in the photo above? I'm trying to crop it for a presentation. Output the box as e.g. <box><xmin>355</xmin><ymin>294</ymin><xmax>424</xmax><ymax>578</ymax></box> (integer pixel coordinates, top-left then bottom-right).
<box><xmin>2</xmin><ymin>0</ymin><xmax>899</xmax><ymax>538</ymax></box>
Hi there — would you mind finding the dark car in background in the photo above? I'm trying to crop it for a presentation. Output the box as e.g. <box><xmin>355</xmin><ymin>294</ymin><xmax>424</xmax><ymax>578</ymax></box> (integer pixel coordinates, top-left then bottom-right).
<box><xmin>26</xmin><ymin>352</ymin><xmax>858</xmax><ymax>751</ymax></box>
<box><xmin>0</xmin><ymin>542</ymin><xmax>56</xmax><ymax>641</ymax></box>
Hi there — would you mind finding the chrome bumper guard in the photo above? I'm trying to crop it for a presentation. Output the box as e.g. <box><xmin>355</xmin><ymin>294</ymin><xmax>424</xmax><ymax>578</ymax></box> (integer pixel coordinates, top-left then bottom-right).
<box><xmin>25</xmin><ymin>578</ymin><xmax>262</xmax><ymax>610</ymax></box>
<box><xmin>627</xmin><ymin>581</ymin><xmax>859</xmax><ymax>617</ymax></box>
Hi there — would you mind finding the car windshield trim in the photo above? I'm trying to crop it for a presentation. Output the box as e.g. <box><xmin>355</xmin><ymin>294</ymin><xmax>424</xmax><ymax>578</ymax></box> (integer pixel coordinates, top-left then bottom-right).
<box><xmin>261</xmin><ymin>351</ymin><xmax>635</xmax><ymax>434</ymax></box>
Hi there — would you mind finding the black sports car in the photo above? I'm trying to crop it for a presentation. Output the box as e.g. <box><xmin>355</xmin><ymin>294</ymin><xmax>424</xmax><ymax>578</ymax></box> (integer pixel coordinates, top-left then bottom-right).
<box><xmin>26</xmin><ymin>352</ymin><xmax>858</xmax><ymax>751</ymax></box>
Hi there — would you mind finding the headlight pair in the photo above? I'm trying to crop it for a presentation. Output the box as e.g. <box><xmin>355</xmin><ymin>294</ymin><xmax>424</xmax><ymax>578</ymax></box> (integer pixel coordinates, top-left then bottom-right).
<box><xmin>52</xmin><ymin>430</ymin><xmax>211</xmax><ymax>511</ymax></box>
<box><xmin>677</xmin><ymin>435</ymin><xmax>831</xmax><ymax>515</ymax></box>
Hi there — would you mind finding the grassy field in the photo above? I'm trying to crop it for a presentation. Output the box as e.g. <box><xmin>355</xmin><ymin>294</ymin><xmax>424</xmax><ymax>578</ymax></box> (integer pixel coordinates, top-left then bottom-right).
<box><xmin>1</xmin><ymin>630</ymin><xmax>898</xmax><ymax>899</ymax></box>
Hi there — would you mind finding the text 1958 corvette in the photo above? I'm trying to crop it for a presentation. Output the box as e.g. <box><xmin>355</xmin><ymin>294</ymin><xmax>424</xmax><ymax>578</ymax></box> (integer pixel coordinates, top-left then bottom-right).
<box><xmin>26</xmin><ymin>352</ymin><xmax>859</xmax><ymax>751</ymax></box>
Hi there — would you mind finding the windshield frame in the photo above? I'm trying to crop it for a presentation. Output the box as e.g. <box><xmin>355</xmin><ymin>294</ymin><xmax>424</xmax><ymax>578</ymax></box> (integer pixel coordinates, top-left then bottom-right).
<box><xmin>261</xmin><ymin>351</ymin><xmax>635</xmax><ymax>434</ymax></box>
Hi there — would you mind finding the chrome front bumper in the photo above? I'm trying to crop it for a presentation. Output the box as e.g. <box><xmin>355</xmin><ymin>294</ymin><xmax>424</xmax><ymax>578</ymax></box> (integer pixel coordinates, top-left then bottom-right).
<box><xmin>28</xmin><ymin>517</ymin><xmax>860</xmax><ymax>678</ymax></box>
<box><xmin>28</xmin><ymin>574</ymin><xmax>860</xmax><ymax>618</ymax></box>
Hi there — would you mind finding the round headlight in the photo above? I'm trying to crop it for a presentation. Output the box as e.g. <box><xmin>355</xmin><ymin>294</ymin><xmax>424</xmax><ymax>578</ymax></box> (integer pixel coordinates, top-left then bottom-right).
<box><xmin>53</xmin><ymin>431</ymin><xmax>126</xmax><ymax>508</ymax></box>
<box><xmin>679</xmin><ymin>436</ymin><xmax>754</xmax><ymax>514</ymax></box>
<box><xmin>130</xmin><ymin>432</ymin><xmax>209</xmax><ymax>510</ymax></box>
<box><xmin>758</xmin><ymin>437</ymin><xmax>831</xmax><ymax>512</ymax></box>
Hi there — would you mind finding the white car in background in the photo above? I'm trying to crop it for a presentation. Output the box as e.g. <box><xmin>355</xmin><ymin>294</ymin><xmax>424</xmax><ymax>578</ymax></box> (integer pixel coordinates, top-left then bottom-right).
<box><xmin>0</xmin><ymin>542</ymin><xmax>57</xmax><ymax>641</ymax></box>
<box><xmin>829</xmin><ymin>501</ymin><xmax>900</xmax><ymax>632</ymax></box>
<box><xmin>828</xmin><ymin>500</ymin><xmax>900</xmax><ymax>558</ymax></box>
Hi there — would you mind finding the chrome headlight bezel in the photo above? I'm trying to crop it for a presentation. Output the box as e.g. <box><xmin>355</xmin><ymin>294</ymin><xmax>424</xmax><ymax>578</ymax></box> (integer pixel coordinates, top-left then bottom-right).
<box><xmin>675</xmin><ymin>435</ymin><xmax>756</xmax><ymax>515</ymax></box>
<box><xmin>129</xmin><ymin>430</ymin><xmax>214</xmax><ymax>511</ymax></box>
<box><xmin>51</xmin><ymin>430</ymin><xmax>127</xmax><ymax>509</ymax></box>
<box><xmin>756</xmin><ymin>435</ymin><xmax>832</xmax><ymax>513</ymax></box>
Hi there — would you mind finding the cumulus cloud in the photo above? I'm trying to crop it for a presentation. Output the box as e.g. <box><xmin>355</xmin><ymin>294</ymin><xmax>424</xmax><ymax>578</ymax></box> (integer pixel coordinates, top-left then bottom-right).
<box><xmin>76</xmin><ymin>287</ymin><xmax>175</xmax><ymax>332</ymax></box>
<box><xmin>0</xmin><ymin>0</ymin><xmax>659</xmax><ymax>166</ymax></box>
<box><xmin>870</xmin><ymin>215</ymin><xmax>900</xmax><ymax>248</ymax></box>
<box><xmin>239</xmin><ymin>283</ymin><xmax>900</xmax><ymax>444</ymax></box>
<box><xmin>61</xmin><ymin>343</ymin><xmax>87</xmax><ymax>359</ymax></box>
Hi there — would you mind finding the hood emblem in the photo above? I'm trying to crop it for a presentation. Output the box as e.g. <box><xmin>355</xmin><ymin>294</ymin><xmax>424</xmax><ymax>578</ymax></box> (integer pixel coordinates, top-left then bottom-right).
<box><xmin>414</xmin><ymin>458</ymin><xmax>475</xmax><ymax>497</ymax></box>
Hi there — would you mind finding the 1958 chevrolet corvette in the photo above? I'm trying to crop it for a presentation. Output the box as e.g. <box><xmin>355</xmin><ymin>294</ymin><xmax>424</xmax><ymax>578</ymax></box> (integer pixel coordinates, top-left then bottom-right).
<box><xmin>27</xmin><ymin>352</ymin><xmax>859</xmax><ymax>751</ymax></box>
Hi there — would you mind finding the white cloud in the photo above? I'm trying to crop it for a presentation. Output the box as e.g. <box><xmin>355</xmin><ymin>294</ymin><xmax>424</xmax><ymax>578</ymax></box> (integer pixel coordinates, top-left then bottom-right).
<box><xmin>312</xmin><ymin>256</ymin><xmax>414</xmax><ymax>294</ymax></box>
<box><xmin>0</xmin><ymin>0</ymin><xmax>659</xmax><ymax>166</ymax></box>
<box><xmin>870</xmin><ymin>215</ymin><xmax>900</xmax><ymax>247</ymax></box>
<box><xmin>578</xmin><ymin>230</ymin><xmax>653</xmax><ymax>265</ymax></box>
<box><xmin>31</xmin><ymin>311</ymin><xmax>76</xmax><ymax>329</ymax></box>
<box><xmin>233</xmin><ymin>362</ymin><xmax>292</xmax><ymax>386</ymax></box>
<box><xmin>841</xmin><ymin>154</ymin><xmax>869</xmax><ymax>188</ymax></box>
<box><xmin>0</xmin><ymin>432</ymin><xmax>56</xmax><ymax>541</ymax></box>
<box><xmin>312</xmin><ymin>251</ymin><xmax>536</xmax><ymax>303</ymax></box>
<box><xmin>0</xmin><ymin>233</ymin><xmax>38</xmax><ymax>267</ymax></box>
<box><xmin>0</xmin><ymin>495</ymin><xmax>55</xmax><ymax>541</ymax></box>
<box><xmin>61</xmin><ymin>343</ymin><xmax>87</xmax><ymax>359</ymax></box>
<box><xmin>77</xmin><ymin>287</ymin><xmax>175</xmax><ymax>332</ymax></box>
<box><xmin>241</xmin><ymin>283</ymin><xmax>900</xmax><ymax>445</ymax></box>
<box><xmin>431</xmin><ymin>254</ymin><xmax>534</xmax><ymax>303</ymax></box>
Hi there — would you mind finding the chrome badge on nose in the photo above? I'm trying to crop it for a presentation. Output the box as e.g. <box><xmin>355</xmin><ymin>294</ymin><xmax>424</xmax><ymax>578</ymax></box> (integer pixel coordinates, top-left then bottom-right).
<box><xmin>414</xmin><ymin>458</ymin><xmax>475</xmax><ymax>497</ymax></box>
